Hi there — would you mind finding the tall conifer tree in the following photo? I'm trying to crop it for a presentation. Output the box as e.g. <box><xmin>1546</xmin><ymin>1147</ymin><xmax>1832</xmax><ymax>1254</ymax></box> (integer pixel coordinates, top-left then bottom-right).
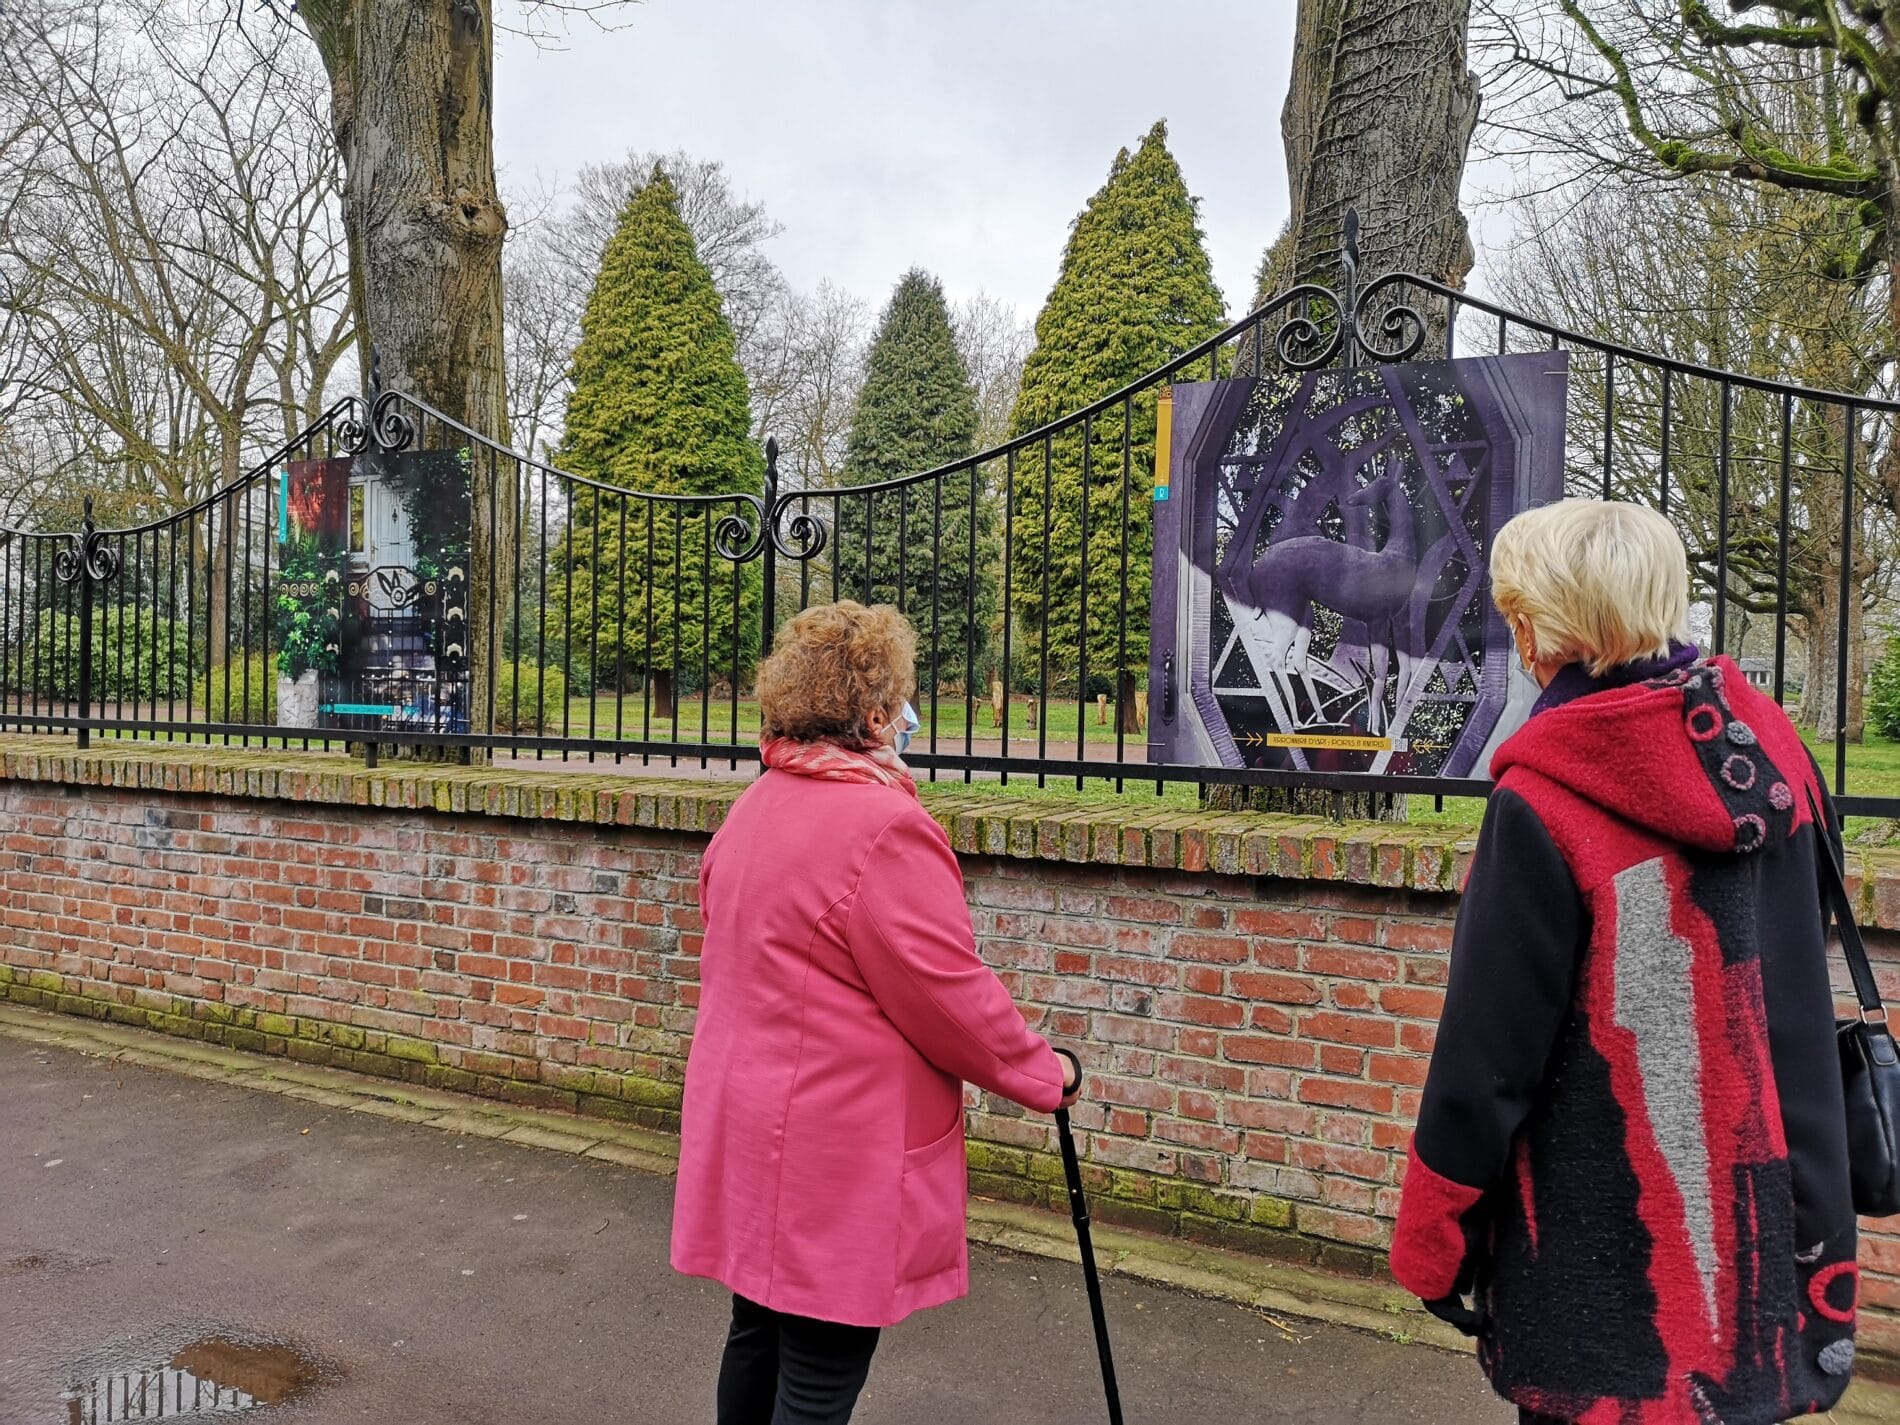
<box><xmin>1008</xmin><ymin>121</ymin><xmax>1226</xmax><ymax>725</ymax></box>
<box><xmin>552</xmin><ymin>169</ymin><xmax>762</xmax><ymax>712</ymax></box>
<box><xmin>837</xmin><ymin>270</ymin><xmax>988</xmax><ymax>691</ymax></box>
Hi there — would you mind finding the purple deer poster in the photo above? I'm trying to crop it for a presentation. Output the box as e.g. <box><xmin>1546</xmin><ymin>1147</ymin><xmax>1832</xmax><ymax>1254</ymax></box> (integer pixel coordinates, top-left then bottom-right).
<box><xmin>1147</xmin><ymin>353</ymin><xmax>1568</xmax><ymax>779</ymax></box>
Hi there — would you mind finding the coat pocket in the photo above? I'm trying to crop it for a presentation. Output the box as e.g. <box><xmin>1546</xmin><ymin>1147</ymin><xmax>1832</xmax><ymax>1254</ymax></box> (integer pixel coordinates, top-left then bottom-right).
<box><xmin>895</xmin><ymin>1118</ymin><xmax>967</xmax><ymax>1288</ymax></box>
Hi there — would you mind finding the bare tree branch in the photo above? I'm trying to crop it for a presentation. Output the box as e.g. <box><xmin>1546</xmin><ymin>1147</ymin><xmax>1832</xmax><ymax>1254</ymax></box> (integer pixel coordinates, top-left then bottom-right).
<box><xmin>0</xmin><ymin>0</ymin><xmax>354</xmax><ymax>527</ymax></box>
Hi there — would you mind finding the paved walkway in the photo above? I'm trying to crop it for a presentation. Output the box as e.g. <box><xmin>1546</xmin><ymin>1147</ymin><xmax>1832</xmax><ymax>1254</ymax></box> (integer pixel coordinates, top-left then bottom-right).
<box><xmin>0</xmin><ymin>1018</ymin><xmax>1891</xmax><ymax>1424</ymax></box>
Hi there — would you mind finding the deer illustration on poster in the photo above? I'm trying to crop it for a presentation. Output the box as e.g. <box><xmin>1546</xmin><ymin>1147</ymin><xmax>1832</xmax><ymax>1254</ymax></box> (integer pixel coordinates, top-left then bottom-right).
<box><xmin>1150</xmin><ymin>353</ymin><xmax>1567</xmax><ymax>779</ymax></box>
<box><xmin>1222</xmin><ymin>457</ymin><xmax>1435</xmax><ymax>737</ymax></box>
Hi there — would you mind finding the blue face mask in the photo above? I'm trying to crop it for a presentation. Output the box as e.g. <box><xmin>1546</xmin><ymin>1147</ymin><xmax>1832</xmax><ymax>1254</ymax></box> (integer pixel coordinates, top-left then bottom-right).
<box><xmin>894</xmin><ymin>701</ymin><xmax>920</xmax><ymax>755</ymax></box>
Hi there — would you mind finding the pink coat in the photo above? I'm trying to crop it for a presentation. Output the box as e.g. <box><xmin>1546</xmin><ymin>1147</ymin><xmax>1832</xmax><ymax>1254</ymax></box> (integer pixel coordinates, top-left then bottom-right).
<box><xmin>670</xmin><ymin>768</ymin><xmax>1065</xmax><ymax>1328</ymax></box>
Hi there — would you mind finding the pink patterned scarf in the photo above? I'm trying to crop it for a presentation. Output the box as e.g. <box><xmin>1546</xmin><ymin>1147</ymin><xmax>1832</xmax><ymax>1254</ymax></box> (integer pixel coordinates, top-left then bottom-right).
<box><xmin>759</xmin><ymin>735</ymin><xmax>918</xmax><ymax>798</ymax></box>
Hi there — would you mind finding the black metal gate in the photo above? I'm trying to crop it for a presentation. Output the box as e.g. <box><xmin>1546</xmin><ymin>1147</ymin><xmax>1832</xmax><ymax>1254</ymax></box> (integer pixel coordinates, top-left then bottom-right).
<box><xmin>3</xmin><ymin>260</ymin><xmax>1892</xmax><ymax>815</ymax></box>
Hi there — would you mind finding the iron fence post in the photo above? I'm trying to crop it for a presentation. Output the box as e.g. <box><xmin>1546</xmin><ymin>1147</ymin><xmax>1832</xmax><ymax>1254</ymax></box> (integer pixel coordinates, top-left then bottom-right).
<box><xmin>1341</xmin><ymin>205</ymin><xmax>1361</xmax><ymax>369</ymax></box>
<box><xmin>74</xmin><ymin>528</ymin><xmax>94</xmax><ymax>751</ymax></box>
<box><xmin>760</xmin><ymin>436</ymin><xmax>780</xmax><ymax>659</ymax></box>
<box><xmin>54</xmin><ymin>496</ymin><xmax>117</xmax><ymax>751</ymax></box>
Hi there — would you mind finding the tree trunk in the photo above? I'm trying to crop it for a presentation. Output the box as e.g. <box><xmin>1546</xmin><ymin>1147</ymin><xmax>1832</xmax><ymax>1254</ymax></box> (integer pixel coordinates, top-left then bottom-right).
<box><xmin>1800</xmin><ymin>601</ymin><xmax>1830</xmax><ymax>732</ymax></box>
<box><xmin>299</xmin><ymin>1</ymin><xmax>514</xmax><ymax>757</ymax></box>
<box><xmin>1229</xmin><ymin>0</ymin><xmax>1477</xmax><ymax>821</ymax></box>
<box><xmin>204</xmin><ymin>428</ymin><xmax>247</xmax><ymax>683</ymax></box>
<box><xmin>1281</xmin><ymin>0</ymin><xmax>1478</xmax><ymax>347</ymax></box>
<box><xmin>1797</xmin><ymin>401</ymin><xmax>1871</xmax><ymax>744</ymax></box>
<box><xmin>1115</xmin><ymin>670</ymin><xmax>1143</xmax><ymax>735</ymax></box>
<box><xmin>206</xmin><ymin>509</ymin><xmax>230</xmax><ymax>689</ymax></box>
<box><xmin>652</xmin><ymin>668</ymin><xmax>675</xmax><ymax>721</ymax></box>
<box><xmin>1800</xmin><ymin>558</ymin><xmax>1869</xmax><ymax>745</ymax></box>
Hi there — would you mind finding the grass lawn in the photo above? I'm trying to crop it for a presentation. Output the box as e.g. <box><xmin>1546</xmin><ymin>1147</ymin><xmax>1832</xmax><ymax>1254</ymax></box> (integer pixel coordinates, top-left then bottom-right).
<box><xmin>901</xmin><ymin>724</ymin><xmax>1900</xmax><ymax>843</ymax></box>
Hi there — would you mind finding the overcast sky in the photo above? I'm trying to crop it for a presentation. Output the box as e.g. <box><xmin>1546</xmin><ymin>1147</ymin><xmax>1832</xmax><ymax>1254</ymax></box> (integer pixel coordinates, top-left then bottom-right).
<box><xmin>494</xmin><ymin>0</ymin><xmax>1300</xmax><ymax>323</ymax></box>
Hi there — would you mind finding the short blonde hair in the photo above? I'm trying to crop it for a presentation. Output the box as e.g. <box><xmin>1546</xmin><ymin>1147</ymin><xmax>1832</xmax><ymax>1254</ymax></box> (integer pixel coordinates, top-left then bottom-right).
<box><xmin>756</xmin><ymin>601</ymin><xmax>916</xmax><ymax>742</ymax></box>
<box><xmin>1490</xmin><ymin>499</ymin><xmax>1690</xmax><ymax>677</ymax></box>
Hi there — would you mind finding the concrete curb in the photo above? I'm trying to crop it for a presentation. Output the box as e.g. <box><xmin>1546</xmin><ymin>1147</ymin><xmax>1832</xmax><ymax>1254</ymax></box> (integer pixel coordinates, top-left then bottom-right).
<box><xmin>0</xmin><ymin>1001</ymin><xmax>680</xmax><ymax>1175</ymax></box>
<box><xmin>5</xmin><ymin>1001</ymin><xmax>1896</xmax><ymax>1421</ymax></box>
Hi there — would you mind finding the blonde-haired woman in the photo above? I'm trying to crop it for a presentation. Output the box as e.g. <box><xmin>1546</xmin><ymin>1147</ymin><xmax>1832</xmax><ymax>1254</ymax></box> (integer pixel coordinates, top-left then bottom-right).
<box><xmin>1391</xmin><ymin>499</ymin><xmax>1858</xmax><ymax>1424</ymax></box>
<box><xmin>672</xmin><ymin>600</ymin><xmax>1080</xmax><ymax>1424</ymax></box>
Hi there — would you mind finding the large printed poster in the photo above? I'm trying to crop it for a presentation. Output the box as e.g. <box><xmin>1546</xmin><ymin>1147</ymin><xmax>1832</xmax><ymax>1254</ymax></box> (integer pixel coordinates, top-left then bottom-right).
<box><xmin>334</xmin><ymin>448</ymin><xmax>473</xmax><ymax>734</ymax></box>
<box><xmin>276</xmin><ymin>458</ymin><xmax>351</xmax><ymax>690</ymax></box>
<box><xmin>1148</xmin><ymin>354</ymin><xmax>1568</xmax><ymax>778</ymax></box>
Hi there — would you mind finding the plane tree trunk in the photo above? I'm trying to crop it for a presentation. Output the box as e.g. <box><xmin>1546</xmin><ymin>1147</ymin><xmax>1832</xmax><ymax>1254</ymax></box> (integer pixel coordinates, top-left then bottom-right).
<box><xmin>1213</xmin><ymin>0</ymin><xmax>1478</xmax><ymax>822</ymax></box>
<box><xmin>297</xmin><ymin>0</ymin><xmax>515</xmax><ymax>756</ymax></box>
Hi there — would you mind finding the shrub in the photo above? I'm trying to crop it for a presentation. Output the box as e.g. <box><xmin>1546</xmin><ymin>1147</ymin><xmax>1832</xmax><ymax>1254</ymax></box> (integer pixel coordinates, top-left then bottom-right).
<box><xmin>192</xmin><ymin>653</ymin><xmax>276</xmax><ymax>725</ymax></box>
<box><xmin>1871</xmin><ymin>636</ymin><xmax>1900</xmax><ymax>741</ymax></box>
<box><xmin>26</xmin><ymin>609</ymin><xmax>196</xmax><ymax>703</ymax></box>
<box><xmin>491</xmin><ymin>661</ymin><xmax>568</xmax><ymax>734</ymax></box>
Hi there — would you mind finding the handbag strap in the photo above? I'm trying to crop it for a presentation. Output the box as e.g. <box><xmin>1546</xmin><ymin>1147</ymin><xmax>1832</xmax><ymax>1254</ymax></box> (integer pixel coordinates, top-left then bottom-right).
<box><xmin>1806</xmin><ymin>785</ymin><xmax>1888</xmax><ymax>1025</ymax></box>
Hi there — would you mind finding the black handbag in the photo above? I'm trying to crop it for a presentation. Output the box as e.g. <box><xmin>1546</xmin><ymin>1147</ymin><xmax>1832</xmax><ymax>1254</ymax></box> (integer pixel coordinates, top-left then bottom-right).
<box><xmin>1809</xmin><ymin>787</ymin><xmax>1900</xmax><ymax>1218</ymax></box>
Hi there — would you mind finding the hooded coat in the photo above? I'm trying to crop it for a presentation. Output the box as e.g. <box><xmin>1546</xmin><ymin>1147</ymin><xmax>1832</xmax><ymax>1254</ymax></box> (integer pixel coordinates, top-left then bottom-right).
<box><xmin>1390</xmin><ymin>653</ymin><xmax>1858</xmax><ymax>1424</ymax></box>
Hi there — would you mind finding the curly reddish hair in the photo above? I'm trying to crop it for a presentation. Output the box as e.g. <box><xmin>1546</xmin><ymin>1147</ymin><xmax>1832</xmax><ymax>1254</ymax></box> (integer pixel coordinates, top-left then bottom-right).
<box><xmin>757</xmin><ymin>601</ymin><xmax>916</xmax><ymax>742</ymax></box>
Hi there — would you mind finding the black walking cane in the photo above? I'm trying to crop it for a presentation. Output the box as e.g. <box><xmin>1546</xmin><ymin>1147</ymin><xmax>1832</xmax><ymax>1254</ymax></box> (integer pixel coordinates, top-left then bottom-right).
<box><xmin>1052</xmin><ymin>1047</ymin><xmax>1124</xmax><ymax>1424</ymax></box>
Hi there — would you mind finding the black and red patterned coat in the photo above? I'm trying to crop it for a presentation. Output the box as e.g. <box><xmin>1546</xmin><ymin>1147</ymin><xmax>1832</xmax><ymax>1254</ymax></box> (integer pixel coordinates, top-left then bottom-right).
<box><xmin>1391</xmin><ymin>650</ymin><xmax>1859</xmax><ymax>1425</ymax></box>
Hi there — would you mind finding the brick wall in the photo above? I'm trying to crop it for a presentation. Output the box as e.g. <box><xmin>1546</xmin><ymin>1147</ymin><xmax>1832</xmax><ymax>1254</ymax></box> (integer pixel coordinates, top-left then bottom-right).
<box><xmin>2</xmin><ymin>737</ymin><xmax>1897</xmax><ymax>1362</ymax></box>
<box><xmin>962</xmin><ymin>863</ymin><xmax>1445</xmax><ymax>1270</ymax></box>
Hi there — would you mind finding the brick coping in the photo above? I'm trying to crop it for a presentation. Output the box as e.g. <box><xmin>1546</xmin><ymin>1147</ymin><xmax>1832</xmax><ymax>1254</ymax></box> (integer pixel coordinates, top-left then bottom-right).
<box><xmin>7</xmin><ymin>733</ymin><xmax>1900</xmax><ymax>920</ymax></box>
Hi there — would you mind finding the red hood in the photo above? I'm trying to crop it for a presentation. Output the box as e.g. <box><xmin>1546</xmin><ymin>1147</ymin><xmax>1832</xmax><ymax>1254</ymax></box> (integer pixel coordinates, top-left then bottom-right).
<box><xmin>1491</xmin><ymin>656</ymin><xmax>1806</xmax><ymax>855</ymax></box>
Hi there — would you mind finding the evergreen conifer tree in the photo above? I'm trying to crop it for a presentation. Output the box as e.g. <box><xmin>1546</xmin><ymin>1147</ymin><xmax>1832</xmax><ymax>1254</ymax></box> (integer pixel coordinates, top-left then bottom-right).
<box><xmin>550</xmin><ymin>169</ymin><xmax>762</xmax><ymax>714</ymax></box>
<box><xmin>837</xmin><ymin>270</ymin><xmax>988</xmax><ymax>692</ymax></box>
<box><xmin>1007</xmin><ymin>121</ymin><xmax>1226</xmax><ymax>728</ymax></box>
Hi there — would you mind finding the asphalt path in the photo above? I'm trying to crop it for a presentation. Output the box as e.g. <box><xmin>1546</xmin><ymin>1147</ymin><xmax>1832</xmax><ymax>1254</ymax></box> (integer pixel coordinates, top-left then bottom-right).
<box><xmin>0</xmin><ymin>1036</ymin><xmax>1521</xmax><ymax>1423</ymax></box>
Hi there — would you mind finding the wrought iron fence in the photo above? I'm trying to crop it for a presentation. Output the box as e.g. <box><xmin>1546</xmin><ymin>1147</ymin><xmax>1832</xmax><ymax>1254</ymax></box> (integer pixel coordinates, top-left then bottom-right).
<box><xmin>3</xmin><ymin>258</ymin><xmax>1895</xmax><ymax>816</ymax></box>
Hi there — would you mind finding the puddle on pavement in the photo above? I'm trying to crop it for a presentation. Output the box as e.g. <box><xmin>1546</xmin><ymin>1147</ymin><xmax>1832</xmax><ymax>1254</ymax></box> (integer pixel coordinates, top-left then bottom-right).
<box><xmin>61</xmin><ymin>1335</ymin><xmax>323</xmax><ymax>1421</ymax></box>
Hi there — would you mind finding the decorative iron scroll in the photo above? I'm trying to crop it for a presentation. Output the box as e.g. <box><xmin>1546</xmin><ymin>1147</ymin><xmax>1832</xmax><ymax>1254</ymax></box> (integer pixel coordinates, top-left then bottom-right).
<box><xmin>1271</xmin><ymin>283</ymin><xmax>1349</xmax><ymax>372</ymax></box>
<box><xmin>52</xmin><ymin>498</ymin><xmax>120</xmax><ymax>586</ymax></box>
<box><xmin>336</xmin><ymin>390</ymin><xmax>416</xmax><ymax>457</ymax></box>
<box><xmin>770</xmin><ymin>500</ymin><xmax>829</xmax><ymax>562</ymax></box>
<box><xmin>713</xmin><ymin>436</ymin><xmax>832</xmax><ymax>565</ymax></box>
<box><xmin>1263</xmin><ymin>225</ymin><xmax>1431</xmax><ymax>375</ymax></box>
<box><xmin>1350</xmin><ymin>272</ymin><xmax>1429</xmax><ymax>364</ymax></box>
<box><xmin>711</xmin><ymin>496</ymin><xmax>768</xmax><ymax>563</ymax></box>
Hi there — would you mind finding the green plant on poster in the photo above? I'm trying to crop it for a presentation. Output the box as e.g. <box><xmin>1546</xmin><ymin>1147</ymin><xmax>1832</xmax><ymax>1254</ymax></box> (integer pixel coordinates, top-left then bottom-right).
<box><xmin>274</xmin><ymin>533</ymin><xmax>344</xmax><ymax>679</ymax></box>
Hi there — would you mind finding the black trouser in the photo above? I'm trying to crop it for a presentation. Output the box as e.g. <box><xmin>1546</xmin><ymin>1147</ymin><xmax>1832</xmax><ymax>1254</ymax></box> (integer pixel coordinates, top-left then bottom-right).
<box><xmin>716</xmin><ymin>1293</ymin><xmax>881</xmax><ymax>1425</ymax></box>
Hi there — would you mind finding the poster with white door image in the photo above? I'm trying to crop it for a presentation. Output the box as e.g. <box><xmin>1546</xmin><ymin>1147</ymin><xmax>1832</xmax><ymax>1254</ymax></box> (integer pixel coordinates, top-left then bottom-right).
<box><xmin>1147</xmin><ymin>353</ymin><xmax>1568</xmax><ymax>779</ymax></box>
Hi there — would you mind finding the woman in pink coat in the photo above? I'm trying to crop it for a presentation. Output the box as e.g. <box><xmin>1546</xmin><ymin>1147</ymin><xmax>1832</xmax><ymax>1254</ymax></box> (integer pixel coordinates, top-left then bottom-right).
<box><xmin>672</xmin><ymin>600</ymin><xmax>1081</xmax><ymax>1424</ymax></box>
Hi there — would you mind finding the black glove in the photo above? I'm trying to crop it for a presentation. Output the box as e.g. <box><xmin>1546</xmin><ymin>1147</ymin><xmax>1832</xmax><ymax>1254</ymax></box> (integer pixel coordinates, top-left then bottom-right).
<box><xmin>1424</xmin><ymin>1197</ymin><xmax>1489</xmax><ymax>1338</ymax></box>
<box><xmin>1422</xmin><ymin>1292</ymin><xmax>1482</xmax><ymax>1338</ymax></box>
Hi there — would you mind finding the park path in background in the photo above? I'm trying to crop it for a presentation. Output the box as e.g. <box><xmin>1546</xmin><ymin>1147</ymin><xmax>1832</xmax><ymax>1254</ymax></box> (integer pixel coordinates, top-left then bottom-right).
<box><xmin>0</xmin><ymin>1033</ymin><xmax>1511</xmax><ymax>1424</ymax></box>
